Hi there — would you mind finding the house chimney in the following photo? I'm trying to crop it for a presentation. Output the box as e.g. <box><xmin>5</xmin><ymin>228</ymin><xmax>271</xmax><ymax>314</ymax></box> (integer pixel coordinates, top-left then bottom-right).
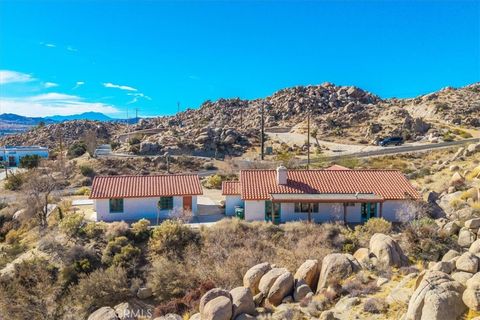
<box><xmin>276</xmin><ymin>166</ymin><xmax>288</xmax><ymax>185</ymax></box>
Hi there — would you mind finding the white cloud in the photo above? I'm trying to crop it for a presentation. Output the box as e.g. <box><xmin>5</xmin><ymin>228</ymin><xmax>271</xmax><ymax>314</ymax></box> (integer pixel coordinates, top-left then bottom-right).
<box><xmin>0</xmin><ymin>70</ymin><xmax>34</xmax><ymax>84</ymax></box>
<box><xmin>67</xmin><ymin>46</ymin><xmax>78</xmax><ymax>52</ymax></box>
<box><xmin>28</xmin><ymin>93</ymin><xmax>80</xmax><ymax>101</ymax></box>
<box><xmin>73</xmin><ymin>81</ymin><xmax>85</xmax><ymax>89</ymax></box>
<box><xmin>44</xmin><ymin>82</ymin><xmax>58</xmax><ymax>88</ymax></box>
<box><xmin>126</xmin><ymin>92</ymin><xmax>152</xmax><ymax>104</ymax></box>
<box><xmin>103</xmin><ymin>82</ymin><xmax>137</xmax><ymax>92</ymax></box>
<box><xmin>40</xmin><ymin>42</ymin><xmax>56</xmax><ymax>48</ymax></box>
<box><xmin>0</xmin><ymin>93</ymin><xmax>119</xmax><ymax>117</ymax></box>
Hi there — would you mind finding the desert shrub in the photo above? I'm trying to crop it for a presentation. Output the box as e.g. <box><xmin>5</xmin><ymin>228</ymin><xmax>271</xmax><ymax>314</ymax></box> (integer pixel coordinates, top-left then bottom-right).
<box><xmin>154</xmin><ymin>280</ymin><xmax>215</xmax><ymax>317</ymax></box>
<box><xmin>149</xmin><ymin>220</ymin><xmax>201</xmax><ymax>259</ymax></box>
<box><xmin>110</xmin><ymin>141</ymin><xmax>121</xmax><ymax>150</ymax></box>
<box><xmin>4</xmin><ymin>229</ymin><xmax>21</xmax><ymax>244</ymax></box>
<box><xmin>149</xmin><ymin>256</ymin><xmax>203</xmax><ymax>303</ymax></box>
<box><xmin>83</xmin><ymin>221</ymin><xmax>107</xmax><ymax>239</ymax></box>
<box><xmin>202</xmin><ymin>174</ymin><xmax>226</xmax><ymax>189</ymax></box>
<box><xmin>342</xmin><ymin>272</ymin><xmax>379</xmax><ymax>297</ymax></box>
<box><xmin>105</xmin><ymin>221</ymin><xmax>130</xmax><ymax>240</ymax></box>
<box><xmin>128</xmin><ymin>136</ymin><xmax>141</xmax><ymax>145</ymax></box>
<box><xmin>111</xmin><ymin>244</ymin><xmax>141</xmax><ymax>271</ymax></box>
<box><xmin>460</xmin><ymin>189</ymin><xmax>478</xmax><ymax>201</ymax></box>
<box><xmin>59</xmin><ymin>213</ymin><xmax>85</xmax><ymax>239</ymax></box>
<box><xmin>0</xmin><ymin>258</ymin><xmax>61</xmax><ymax>319</ymax></box>
<box><xmin>131</xmin><ymin>218</ymin><xmax>151</xmax><ymax>242</ymax></box>
<box><xmin>402</xmin><ymin>218</ymin><xmax>458</xmax><ymax>262</ymax></box>
<box><xmin>70</xmin><ymin>267</ymin><xmax>133</xmax><ymax>315</ymax></box>
<box><xmin>74</xmin><ymin>186</ymin><xmax>91</xmax><ymax>196</ymax></box>
<box><xmin>79</xmin><ymin>165</ymin><xmax>95</xmax><ymax>177</ymax></box>
<box><xmin>102</xmin><ymin>236</ymin><xmax>130</xmax><ymax>265</ymax></box>
<box><xmin>4</xmin><ymin>172</ymin><xmax>24</xmax><ymax>191</ymax></box>
<box><xmin>67</xmin><ymin>141</ymin><xmax>87</xmax><ymax>158</ymax></box>
<box><xmin>364</xmin><ymin>297</ymin><xmax>388</xmax><ymax>314</ymax></box>
<box><xmin>348</xmin><ymin>218</ymin><xmax>392</xmax><ymax>248</ymax></box>
<box><xmin>19</xmin><ymin>154</ymin><xmax>41</xmax><ymax>169</ymax></box>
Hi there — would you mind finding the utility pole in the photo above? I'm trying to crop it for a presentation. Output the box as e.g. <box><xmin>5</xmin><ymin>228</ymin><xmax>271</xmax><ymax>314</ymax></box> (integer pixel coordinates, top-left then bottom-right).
<box><xmin>135</xmin><ymin>107</ymin><xmax>139</xmax><ymax>121</ymax></box>
<box><xmin>307</xmin><ymin>112</ymin><xmax>310</xmax><ymax>169</ymax></box>
<box><xmin>260</xmin><ymin>103</ymin><xmax>265</xmax><ymax>160</ymax></box>
<box><xmin>177</xmin><ymin>102</ymin><xmax>180</xmax><ymax>114</ymax></box>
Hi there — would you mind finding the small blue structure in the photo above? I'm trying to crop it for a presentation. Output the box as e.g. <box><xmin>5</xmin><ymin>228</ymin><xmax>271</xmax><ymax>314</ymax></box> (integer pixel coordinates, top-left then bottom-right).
<box><xmin>0</xmin><ymin>146</ymin><xmax>49</xmax><ymax>167</ymax></box>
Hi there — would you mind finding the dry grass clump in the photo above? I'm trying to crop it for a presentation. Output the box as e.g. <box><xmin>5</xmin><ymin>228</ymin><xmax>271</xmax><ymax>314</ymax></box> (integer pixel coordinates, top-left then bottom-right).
<box><xmin>363</xmin><ymin>297</ymin><xmax>388</xmax><ymax>314</ymax></box>
<box><xmin>342</xmin><ymin>272</ymin><xmax>379</xmax><ymax>297</ymax></box>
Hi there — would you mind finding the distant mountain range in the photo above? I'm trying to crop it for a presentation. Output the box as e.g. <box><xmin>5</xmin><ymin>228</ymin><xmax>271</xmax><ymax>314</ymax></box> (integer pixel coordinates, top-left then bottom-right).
<box><xmin>0</xmin><ymin>112</ymin><xmax>139</xmax><ymax>125</ymax></box>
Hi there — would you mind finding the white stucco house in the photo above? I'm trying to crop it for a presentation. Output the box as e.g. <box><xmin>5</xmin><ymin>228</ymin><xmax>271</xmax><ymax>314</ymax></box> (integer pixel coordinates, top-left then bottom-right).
<box><xmin>0</xmin><ymin>146</ymin><xmax>49</xmax><ymax>167</ymax></box>
<box><xmin>222</xmin><ymin>165</ymin><xmax>421</xmax><ymax>224</ymax></box>
<box><xmin>90</xmin><ymin>174</ymin><xmax>203</xmax><ymax>222</ymax></box>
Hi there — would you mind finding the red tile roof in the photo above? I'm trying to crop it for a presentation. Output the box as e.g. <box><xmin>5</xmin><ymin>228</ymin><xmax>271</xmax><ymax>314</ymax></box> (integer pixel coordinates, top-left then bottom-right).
<box><xmin>239</xmin><ymin>169</ymin><xmax>420</xmax><ymax>201</ymax></box>
<box><xmin>90</xmin><ymin>174</ymin><xmax>203</xmax><ymax>199</ymax></box>
<box><xmin>222</xmin><ymin>181</ymin><xmax>241</xmax><ymax>195</ymax></box>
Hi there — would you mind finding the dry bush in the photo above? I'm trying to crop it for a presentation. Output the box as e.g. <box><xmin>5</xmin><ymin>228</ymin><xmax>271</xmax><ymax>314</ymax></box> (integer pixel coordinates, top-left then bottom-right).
<box><xmin>69</xmin><ymin>267</ymin><xmax>134</xmax><ymax>316</ymax></box>
<box><xmin>402</xmin><ymin>218</ymin><xmax>459</xmax><ymax>262</ymax></box>
<box><xmin>105</xmin><ymin>221</ymin><xmax>130</xmax><ymax>240</ymax></box>
<box><xmin>149</xmin><ymin>220</ymin><xmax>201</xmax><ymax>260</ymax></box>
<box><xmin>0</xmin><ymin>258</ymin><xmax>62</xmax><ymax>320</ymax></box>
<box><xmin>342</xmin><ymin>272</ymin><xmax>379</xmax><ymax>297</ymax></box>
<box><xmin>364</xmin><ymin>297</ymin><xmax>388</xmax><ymax>314</ymax></box>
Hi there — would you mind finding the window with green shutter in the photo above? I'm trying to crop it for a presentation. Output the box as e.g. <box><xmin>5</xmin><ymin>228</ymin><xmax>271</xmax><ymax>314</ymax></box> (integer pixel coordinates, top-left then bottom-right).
<box><xmin>109</xmin><ymin>198</ymin><xmax>124</xmax><ymax>213</ymax></box>
<box><xmin>158</xmin><ymin>196</ymin><xmax>174</xmax><ymax>210</ymax></box>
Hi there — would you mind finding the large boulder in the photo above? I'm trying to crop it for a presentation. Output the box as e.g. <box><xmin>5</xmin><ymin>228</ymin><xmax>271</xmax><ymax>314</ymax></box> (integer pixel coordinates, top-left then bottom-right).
<box><xmin>450</xmin><ymin>172</ymin><xmax>465</xmax><ymax>187</ymax></box>
<box><xmin>229</xmin><ymin>287</ymin><xmax>255</xmax><ymax>319</ymax></box>
<box><xmin>442</xmin><ymin>249</ymin><xmax>460</xmax><ymax>262</ymax></box>
<box><xmin>199</xmin><ymin>288</ymin><xmax>231</xmax><ymax>315</ymax></box>
<box><xmin>456</xmin><ymin>252</ymin><xmax>479</xmax><ymax>273</ymax></box>
<box><xmin>405</xmin><ymin>271</ymin><xmax>466</xmax><ymax>320</ymax></box>
<box><xmin>458</xmin><ymin>228</ymin><xmax>476</xmax><ymax>247</ymax></box>
<box><xmin>294</xmin><ymin>281</ymin><xmax>313</xmax><ymax>302</ymax></box>
<box><xmin>294</xmin><ymin>259</ymin><xmax>319</xmax><ymax>290</ymax></box>
<box><xmin>470</xmin><ymin>239</ymin><xmax>480</xmax><ymax>255</ymax></box>
<box><xmin>243</xmin><ymin>262</ymin><xmax>271</xmax><ymax>295</ymax></box>
<box><xmin>88</xmin><ymin>307</ymin><xmax>119</xmax><ymax>320</ymax></box>
<box><xmin>452</xmin><ymin>271</ymin><xmax>474</xmax><ymax>286</ymax></box>
<box><xmin>353</xmin><ymin>248</ymin><xmax>370</xmax><ymax>267</ymax></box>
<box><xmin>258</xmin><ymin>267</ymin><xmax>288</xmax><ymax>295</ymax></box>
<box><xmin>201</xmin><ymin>296</ymin><xmax>232</xmax><ymax>320</ymax></box>
<box><xmin>430</xmin><ymin>261</ymin><xmax>454</xmax><ymax>274</ymax></box>
<box><xmin>466</xmin><ymin>218</ymin><xmax>480</xmax><ymax>230</ymax></box>
<box><xmin>317</xmin><ymin>253</ymin><xmax>356</xmax><ymax>290</ymax></box>
<box><xmin>266</xmin><ymin>271</ymin><xmax>294</xmax><ymax>306</ymax></box>
<box><xmin>369</xmin><ymin>233</ymin><xmax>408</xmax><ymax>267</ymax></box>
<box><xmin>463</xmin><ymin>273</ymin><xmax>480</xmax><ymax>310</ymax></box>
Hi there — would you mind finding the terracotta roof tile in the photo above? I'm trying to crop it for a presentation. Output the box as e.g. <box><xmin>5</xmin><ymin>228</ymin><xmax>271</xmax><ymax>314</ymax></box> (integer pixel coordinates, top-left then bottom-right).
<box><xmin>90</xmin><ymin>174</ymin><xmax>203</xmax><ymax>199</ymax></box>
<box><xmin>240</xmin><ymin>169</ymin><xmax>420</xmax><ymax>201</ymax></box>
<box><xmin>222</xmin><ymin>181</ymin><xmax>241</xmax><ymax>195</ymax></box>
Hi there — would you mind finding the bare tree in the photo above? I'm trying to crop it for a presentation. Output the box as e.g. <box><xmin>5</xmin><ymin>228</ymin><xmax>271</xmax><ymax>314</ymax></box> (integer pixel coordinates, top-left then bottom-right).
<box><xmin>24</xmin><ymin>170</ymin><xmax>59</xmax><ymax>229</ymax></box>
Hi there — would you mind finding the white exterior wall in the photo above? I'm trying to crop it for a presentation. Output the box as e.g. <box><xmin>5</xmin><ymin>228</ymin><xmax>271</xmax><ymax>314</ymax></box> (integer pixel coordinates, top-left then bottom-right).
<box><xmin>243</xmin><ymin>199</ymin><xmax>413</xmax><ymax>223</ymax></box>
<box><xmin>225</xmin><ymin>195</ymin><xmax>243</xmax><ymax>216</ymax></box>
<box><xmin>382</xmin><ymin>200</ymin><xmax>414</xmax><ymax>222</ymax></box>
<box><xmin>279</xmin><ymin>203</ymin><xmax>362</xmax><ymax>223</ymax></box>
<box><xmin>95</xmin><ymin>195</ymin><xmax>198</xmax><ymax>222</ymax></box>
<box><xmin>1</xmin><ymin>148</ymin><xmax>49</xmax><ymax>167</ymax></box>
<box><xmin>244</xmin><ymin>200</ymin><xmax>266</xmax><ymax>221</ymax></box>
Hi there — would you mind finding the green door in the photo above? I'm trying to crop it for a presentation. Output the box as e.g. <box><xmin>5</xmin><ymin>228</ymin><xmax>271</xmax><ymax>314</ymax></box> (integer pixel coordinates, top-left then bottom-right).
<box><xmin>265</xmin><ymin>201</ymin><xmax>281</xmax><ymax>224</ymax></box>
<box><xmin>361</xmin><ymin>203</ymin><xmax>377</xmax><ymax>222</ymax></box>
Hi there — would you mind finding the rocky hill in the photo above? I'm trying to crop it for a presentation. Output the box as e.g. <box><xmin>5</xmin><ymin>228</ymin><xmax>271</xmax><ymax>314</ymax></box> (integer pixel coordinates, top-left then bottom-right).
<box><xmin>2</xmin><ymin>82</ymin><xmax>478</xmax><ymax>157</ymax></box>
<box><xmin>0</xmin><ymin>120</ymin><xmax>124</xmax><ymax>149</ymax></box>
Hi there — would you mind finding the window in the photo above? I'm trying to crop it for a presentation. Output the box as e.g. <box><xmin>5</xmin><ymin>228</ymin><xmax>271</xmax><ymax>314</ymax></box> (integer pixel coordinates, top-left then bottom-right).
<box><xmin>109</xmin><ymin>198</ymin><xmax>124</xmax><ymax>213</ymax></box>
<box><xmin>294</xmin><ymin>203</ymin><xmax>319</xmax><ymax>213</ymax></box>
<box><xmin>159</xmin><ymin>196</ymin><xmax>174</xmax><ymax>210</ymax></box>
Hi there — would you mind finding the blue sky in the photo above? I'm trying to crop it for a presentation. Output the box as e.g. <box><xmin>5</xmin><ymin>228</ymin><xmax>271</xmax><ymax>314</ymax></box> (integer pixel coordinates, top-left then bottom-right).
<box><xmin>0</xmin><ymin>0</ymin><xmax>478</xmax><ymax>118</ymax></box>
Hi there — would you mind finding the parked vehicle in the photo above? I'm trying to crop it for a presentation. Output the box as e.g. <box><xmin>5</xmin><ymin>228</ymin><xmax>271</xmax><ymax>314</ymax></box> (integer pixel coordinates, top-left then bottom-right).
<box><xmin>378</xmin><ymin>136</ymin><xmax>404</xmax><ymax>146</ymax></box>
